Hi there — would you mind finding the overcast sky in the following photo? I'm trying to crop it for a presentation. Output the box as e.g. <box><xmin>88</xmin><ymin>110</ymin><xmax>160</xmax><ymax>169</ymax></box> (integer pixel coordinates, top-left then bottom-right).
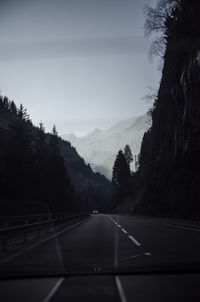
<box><xmin>0</xmin><ymin>0</ymin><xmax>160</xmax><ymax>136</ymax></box>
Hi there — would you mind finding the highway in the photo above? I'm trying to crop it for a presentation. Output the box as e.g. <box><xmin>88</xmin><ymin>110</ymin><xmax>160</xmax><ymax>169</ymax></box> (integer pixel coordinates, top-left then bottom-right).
<box><xmin>1</xmin><ymin>214</ymin><xmax>200</xmax><ymax>301</ymax></box>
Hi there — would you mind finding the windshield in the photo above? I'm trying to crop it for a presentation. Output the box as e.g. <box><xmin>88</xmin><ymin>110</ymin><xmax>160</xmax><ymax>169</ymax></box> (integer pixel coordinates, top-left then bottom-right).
<box><xmin>1</xmin><ymin>0</ymin><xmax>200</xmax><ymax>279</ymax></box>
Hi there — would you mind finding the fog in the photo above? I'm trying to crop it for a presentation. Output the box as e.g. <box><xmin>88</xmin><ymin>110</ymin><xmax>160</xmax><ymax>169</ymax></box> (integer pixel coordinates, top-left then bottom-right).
<box><xmin>0</xmin><ymin>0</ymin><xmax>160</xmax><ymax>135</ymax></box>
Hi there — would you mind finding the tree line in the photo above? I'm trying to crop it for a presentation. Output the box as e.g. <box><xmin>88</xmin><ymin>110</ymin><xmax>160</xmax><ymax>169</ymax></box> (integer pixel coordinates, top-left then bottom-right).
<box><xmin>0</xmin><ymin>96</ymin><xmax>74</xmax><ymax>213</ymax></box>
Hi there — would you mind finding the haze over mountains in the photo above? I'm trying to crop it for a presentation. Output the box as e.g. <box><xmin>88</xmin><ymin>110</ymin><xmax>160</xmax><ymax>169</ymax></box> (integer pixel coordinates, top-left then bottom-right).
<box><xmin>62</xmin><ymin>114</ymin><xmax>150</xmax><ymax>179</ymax></box>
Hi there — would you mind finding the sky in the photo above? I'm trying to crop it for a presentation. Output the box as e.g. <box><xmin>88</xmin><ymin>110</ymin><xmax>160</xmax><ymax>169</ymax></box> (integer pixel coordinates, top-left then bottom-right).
<box><xmin>0</xmin><ymin>0</ymin><xmax>160</xmax><ymax>136</ymax></box>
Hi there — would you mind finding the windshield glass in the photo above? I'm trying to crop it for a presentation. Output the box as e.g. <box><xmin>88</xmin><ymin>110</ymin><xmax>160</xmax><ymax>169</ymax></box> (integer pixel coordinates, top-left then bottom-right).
<box><xmin>1</xmin><ymin>0</ymin><xmax>200</xmax><ymax>278</ymax></box>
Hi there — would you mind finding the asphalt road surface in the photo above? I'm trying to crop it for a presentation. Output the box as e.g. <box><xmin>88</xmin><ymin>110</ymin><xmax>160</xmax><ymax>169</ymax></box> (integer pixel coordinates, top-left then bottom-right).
<box><xmin>1</xmin><ymin>214</ymin><xmax>200</xmax><ymax>301</ymax></box>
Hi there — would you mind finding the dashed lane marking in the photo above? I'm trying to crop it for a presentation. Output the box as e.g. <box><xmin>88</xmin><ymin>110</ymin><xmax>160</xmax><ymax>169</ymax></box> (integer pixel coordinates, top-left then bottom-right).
<box><xmin>121</xmin><ymin>228</ymin><xmax>128</xmax><ymax>234</ymax></box>
<box><xmin>144</xmin><ymin>252</ymin><xmax>152</xmax><ymax>256</ymax></box>
<box><xmin>108</xmin><ymin>215</ymin><xmax>142</xmax><ymax>247</ymax></box>
<box><xmin>128</xmin><ymin>235</ymin><xmax>141</xmax><ymax>247</ymax></box>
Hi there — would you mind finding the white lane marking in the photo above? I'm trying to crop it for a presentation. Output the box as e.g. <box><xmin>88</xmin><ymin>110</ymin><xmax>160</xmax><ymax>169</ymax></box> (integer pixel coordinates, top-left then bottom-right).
<box><xmin>144</xmin><ymin>252</ymin><xmax>152</xmax><ymax>256</ymax></box>
<box><xmin>109</xmin><ymin>215</ymin><xmax>142</xmax><ymax>247</ymax></box>
<box><xmin>115</xmin><ymin>276</ymin><xmax>128</xmax><ymax>302</ymax></box>
<box><xmin>0</xmin><ymin>218</ymin><xmax>88</xmax><ymax>263</ymax></box>
<box><xmin>121</xmin><ymin>228</ymin><xmax>128</xmax><ymax>234</ymax></box>
<box><xmin>128</xmin><ymin>235</ymin><xmax>141</xmax><ymax>246</ymax></box>
<box><xmin>43</xmin><ymin>278</ymin><xmax>64</xmax><ymax>302</ymax></box>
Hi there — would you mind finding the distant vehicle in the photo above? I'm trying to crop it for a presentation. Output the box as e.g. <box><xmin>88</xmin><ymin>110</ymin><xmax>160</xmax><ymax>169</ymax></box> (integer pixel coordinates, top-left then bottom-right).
<box><xmin>92</xmin><ymin>210</ymin><xmax>99</xmax><ymax>214</ymax></box>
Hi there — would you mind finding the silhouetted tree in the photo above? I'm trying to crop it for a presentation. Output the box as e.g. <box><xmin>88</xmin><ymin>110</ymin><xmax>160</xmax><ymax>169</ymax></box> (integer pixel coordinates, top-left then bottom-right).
<box><xmin>33</xmin><ymin>122</ymin><xmax>49</xmax><ymax>202</ymax></box>
<box><xmin>10</xmin><ymin>101</ymin><xmax>17</xmax><ymax>115</ymax></box>
<box><xmin>112</xmin><ymin>150</ymin><xmax>131</xmax><ymax>205</ymax></box>
<box><xmin>35</xmin><ymin>122</ymin><xmax>46</xmax><ymax>159</ymax></box>
<box><xmin>2</xmin><ymin>96</ymin><xmax>9</xmax><ymax>110</ymax></box>
<box><xmin>144</xmin><ymin>0</ymin><xmax>180</xmax><ymax>60</ymax></box>
<box><xmin>49</xmin><ymin>124</ymin><xmax>60</xmax><ymax>155</ymax></box>
<box><xmin>124</xmin><ymin>145</ymin><xmax>133</xmax><ymax>165</ymax></box>
<box><xmin>4</xmin><ymin>104</ymin><xmax>33</xmax><ymax>200</ymax></box>
<box><xmin>112</xmin><ymin>150</ymin><xmax>130</xmax><ymax>188</ymax></box>
<box><xmin>0</xmin><ymin>96</ymin><xmax>112</xmax><ymax>213</ymax></box>
<box><xmin>46</xmin><ymin>125</ymin><xmax>74</xmax><ymax>211</ymax></box>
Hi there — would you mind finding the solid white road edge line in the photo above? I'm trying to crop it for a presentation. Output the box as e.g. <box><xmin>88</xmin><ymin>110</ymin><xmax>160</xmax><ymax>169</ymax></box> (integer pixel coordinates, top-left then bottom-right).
<box><xmin>43</xmin><ymin>277</ymin><xmax>64</xmax><ymax>302</ymax></box>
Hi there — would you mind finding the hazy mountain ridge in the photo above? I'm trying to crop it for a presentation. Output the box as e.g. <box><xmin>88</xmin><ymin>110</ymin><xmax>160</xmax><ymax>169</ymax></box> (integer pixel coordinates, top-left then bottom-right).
<box><xmin>62</xmin><ymin>115</ymin><xmax>149</xmax><ymax>179</ymax></box>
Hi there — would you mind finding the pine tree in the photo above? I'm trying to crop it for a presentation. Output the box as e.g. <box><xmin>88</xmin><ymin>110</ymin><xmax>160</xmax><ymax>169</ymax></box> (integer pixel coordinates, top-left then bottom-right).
<box><xmin>49</xmin><ymin>124</ymin><xmax>60</xmax><ymax>155</ymax></box>
<box><xmin>10</xmin><ymin>101</ymin><xmax>17</xmax><ymax>116</ymax></box>
<box><xmin>124</xmin><ymin>145</ymin><xmax>133</xmax><ymax>165</ymax></box>
<box><xmin>2</xmin><ymin>96</ymin><xmax>9</xmax><ymax>110</ymax></box>
<box><xmin>4</xmin><ymin>104</ymin><xmax>33</xmax><ymax>200</ymax></box>
<box><xmin>112</xmin><ymin>150</ymin><xmax>130</xmax><ymax>188</ymax></box>
<box><xmin>46</xmin><ymin>125</ymin><xmax>74</xmax><ymax>211</ymax></box>
<box><xmin>33</xmin><ymin>122</ymin><xmax>49</xmax><ymax>202</ymax></box>
<box><xmin>35</xmin><ymin>122</ymin><xmax>47</xmax><ymax>160</ymax></box>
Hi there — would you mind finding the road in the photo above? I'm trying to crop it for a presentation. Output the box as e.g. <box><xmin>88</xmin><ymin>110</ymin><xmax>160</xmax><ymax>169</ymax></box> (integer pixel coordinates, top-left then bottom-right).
<box><xmin>1</xmin><ymin>214</ymin><xmax>200</xmax><ymax>301</ymax></box>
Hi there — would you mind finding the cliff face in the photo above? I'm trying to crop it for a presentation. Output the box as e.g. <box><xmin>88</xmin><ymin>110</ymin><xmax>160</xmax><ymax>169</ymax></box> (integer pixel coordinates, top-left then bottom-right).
<box><xmin>135</xmin><ymin>1</ymin><xmax>200</xmax><ymax>218</ymax></box>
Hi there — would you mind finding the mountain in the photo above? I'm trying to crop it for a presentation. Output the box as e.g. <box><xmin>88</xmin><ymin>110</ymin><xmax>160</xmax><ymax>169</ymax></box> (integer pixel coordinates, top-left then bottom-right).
<box><xmin>0</xmin><ymin>97</ymin><xmax>113</xmax><ymax>214</ymax></box>
<box><xmin>62</xmin><ymin>115</ymin><xmax>150</xmax><ymax>179</ymax></box>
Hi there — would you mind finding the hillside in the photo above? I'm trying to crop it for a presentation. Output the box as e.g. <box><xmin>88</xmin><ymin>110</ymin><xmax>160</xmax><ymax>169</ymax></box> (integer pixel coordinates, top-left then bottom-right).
<box><xmin>62</xmin><ymin>115</ymin><xmax>149</xmax><ymax>179</ymax></box>
<box><xmin>0</xmin><ymin>97</ymin><xmax>112</xmax><ymax>214</ymax></box>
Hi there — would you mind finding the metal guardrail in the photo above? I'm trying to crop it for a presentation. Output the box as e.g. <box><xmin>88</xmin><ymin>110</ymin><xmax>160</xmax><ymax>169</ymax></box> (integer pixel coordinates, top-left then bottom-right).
<box><xmin>0</xmin><ymin>212</ymin><xmax>89</xmax><ymax>252</ymax></box>
<box><xmin>0</xmin><ymin>212</ymin><xmax>86</xmax><ymax>229</ymax></box>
